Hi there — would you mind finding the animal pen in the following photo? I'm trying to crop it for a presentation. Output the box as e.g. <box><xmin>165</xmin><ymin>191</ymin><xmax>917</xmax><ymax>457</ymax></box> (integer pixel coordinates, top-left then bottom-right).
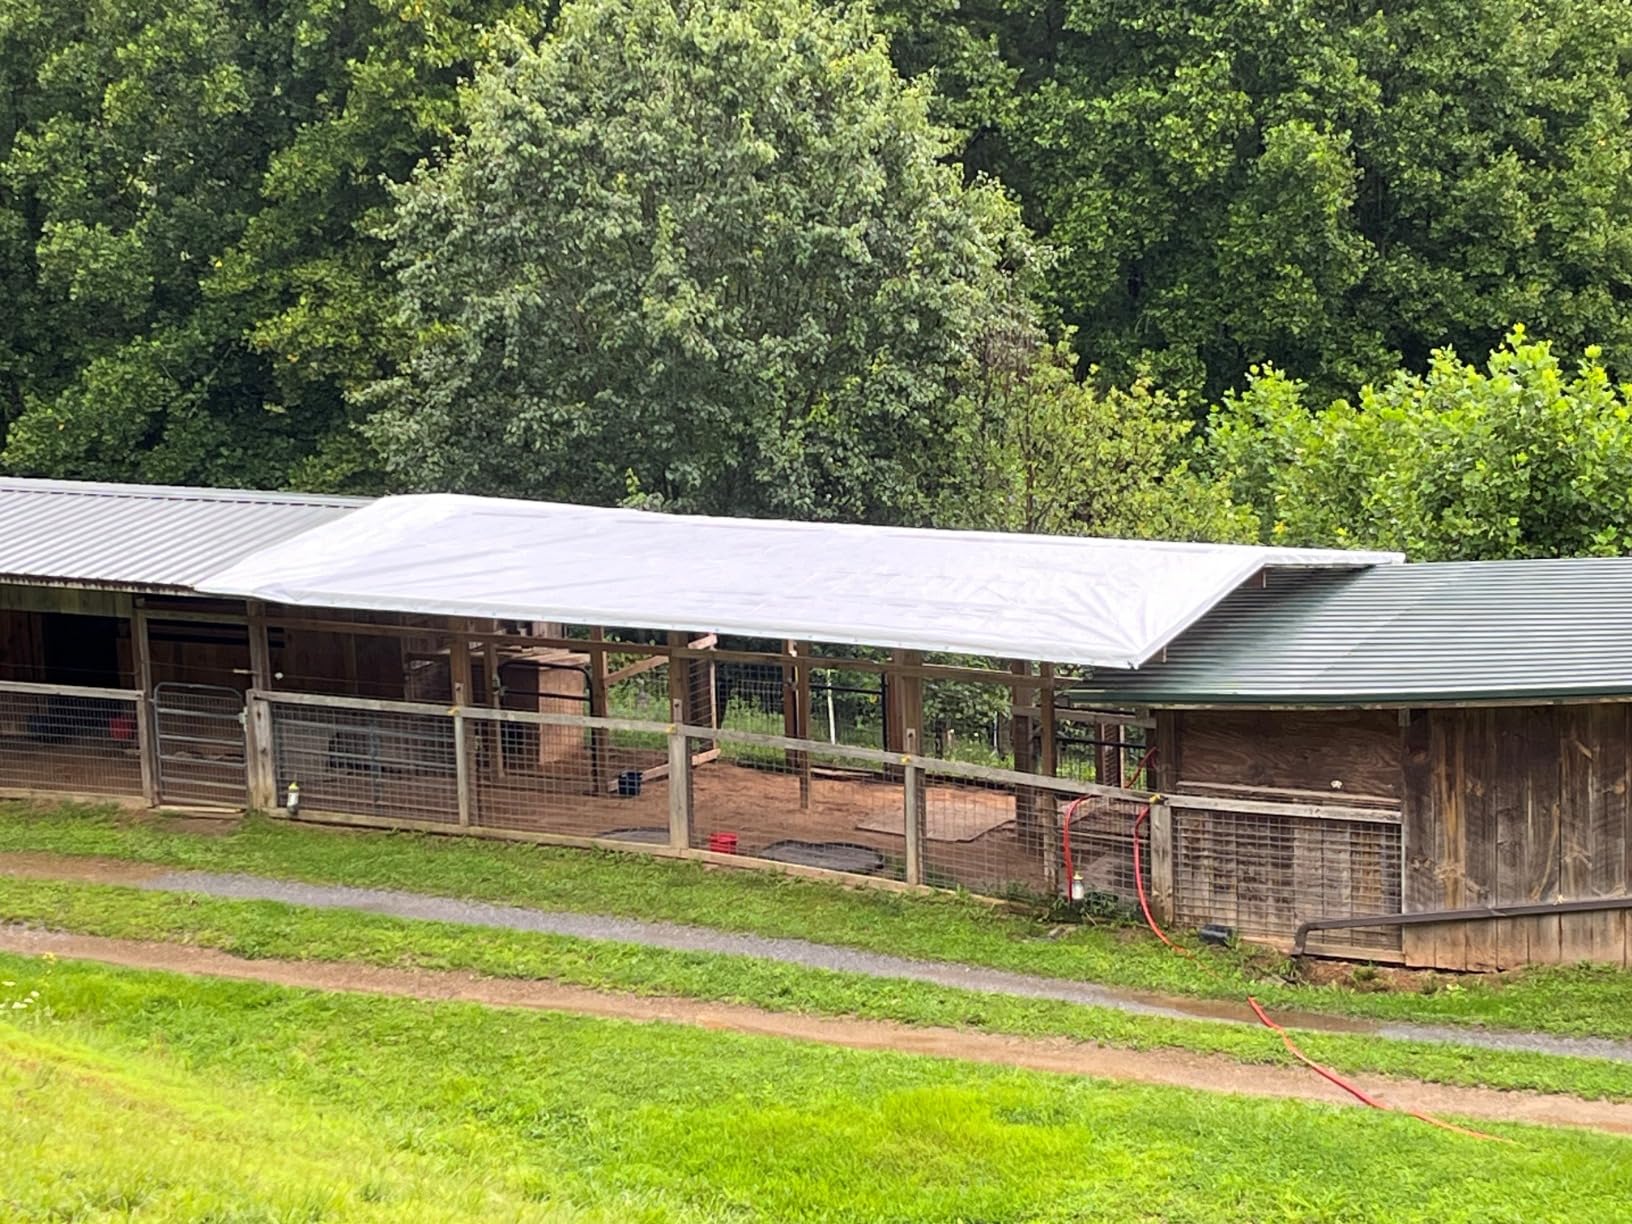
<box><xmin>4</xmin><ymin>478</ymin><xmax>1631</xmax><ymax>972</ymax></box>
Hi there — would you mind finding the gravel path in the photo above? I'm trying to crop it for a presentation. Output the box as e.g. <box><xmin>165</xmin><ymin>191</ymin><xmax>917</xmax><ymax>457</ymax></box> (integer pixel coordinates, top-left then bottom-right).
<box><xmin>4</xmin><ymin>850</ymin><xmax>1632</xmax><ymax>1064</ymax></box>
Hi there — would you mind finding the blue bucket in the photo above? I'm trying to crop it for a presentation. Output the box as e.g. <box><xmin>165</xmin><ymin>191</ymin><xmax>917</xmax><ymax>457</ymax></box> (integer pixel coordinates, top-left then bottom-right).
<box><xmin>617</xmin><ymin>769</ymin><xmax>643</xmax><ymax>798</ymax></box>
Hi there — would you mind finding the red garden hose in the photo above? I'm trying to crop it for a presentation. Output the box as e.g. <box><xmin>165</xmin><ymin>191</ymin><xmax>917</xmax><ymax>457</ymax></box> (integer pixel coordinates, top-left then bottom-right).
<box><xmin>1126</xmin><ymin>806</ymin><xmax>1507</xmax><ymax>1142</ymax></box>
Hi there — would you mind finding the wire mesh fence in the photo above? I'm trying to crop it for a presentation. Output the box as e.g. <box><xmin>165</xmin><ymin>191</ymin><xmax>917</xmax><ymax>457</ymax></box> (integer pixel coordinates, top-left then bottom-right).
<box><xmin>1172</xmin><ymin>806</ymin><xmax>1403</xmax><ymax>954</ymax></box>
<box><xmin>1059</xmin><ymin>792</ymin><xmax>1153</xmax><ymax>911</ymax></box>
<box><xmin>687</xmin><ymin>725</ymin><xmax>909</xmax><ymax>880</ymax></box>
<box><xmin>915</xmin><ymin>766</ymin><xmax>1048</xmax><ymax>898</ymax></box>
<box><xmin>268</xmin><ymin>699</ymin><xmax>460</xmax><ymax>824</ymax></box>
<box><xmin>250</xmin><ymin>691</ymin><xmax>1405</xmax><ymax>946</ymax></box>
<box><xmin>0</xmin><ymin>681</ymin><xmax>144</xmax><ymax>800</ymax></box>
<box><xmin>466</xmin><ymin>710</ymin><xmax>671</xmax><ymax>838</ymax></box>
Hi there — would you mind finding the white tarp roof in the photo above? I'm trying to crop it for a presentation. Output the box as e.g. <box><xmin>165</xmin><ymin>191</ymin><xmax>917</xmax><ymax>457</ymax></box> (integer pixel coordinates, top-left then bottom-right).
<box><xmin>197</xmin><ymin>493</ymin><xmax>1400</xmax><ymax>668</ymax></box>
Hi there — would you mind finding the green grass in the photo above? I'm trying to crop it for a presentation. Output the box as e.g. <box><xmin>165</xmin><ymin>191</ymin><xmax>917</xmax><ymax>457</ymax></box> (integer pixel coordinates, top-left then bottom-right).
<box><xmin>0</xmin><ymin>1023</ymin><xmax>584</xmax><ymax>1221</ymax></box>
<box><xmin>3</xmin><ymin>801</ymin><xmax>1631</xmax><ymax>1040</ymax></box>
<box><xmin>3</xmin><ymin>875</ymin><xmax>1631</xmax><ymax>1102</ymax></box>
<box><xmin>4</xmin><ymin>952</ymin><xmax>1632</xmax><ymax>1223</ymax></box>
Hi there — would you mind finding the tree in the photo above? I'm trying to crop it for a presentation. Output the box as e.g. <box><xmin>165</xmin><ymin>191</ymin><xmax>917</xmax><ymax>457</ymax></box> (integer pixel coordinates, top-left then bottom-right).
<box><xmin>1207</xmin><ymin>328</ymin><xmax>1632</xmax><ymax>560</ymax></box>
<box><xmin>0</xmin><ymin>0</ymin><xmax>522</xmax><ymax>490</ymax></box>
<box><xmin>875</xmin><ymin>0</ymin><xmax>1632</xmax><ymax>404</ymax></box>
<box><xmin>363</xmin><ymin>0</ymin><xmax>1041</xmax><ymax>523</ymax></box>
<box><xmin>951</xmin><ymin>335</ymin><xmax>1251</xmax><ymax>542</ymax></box>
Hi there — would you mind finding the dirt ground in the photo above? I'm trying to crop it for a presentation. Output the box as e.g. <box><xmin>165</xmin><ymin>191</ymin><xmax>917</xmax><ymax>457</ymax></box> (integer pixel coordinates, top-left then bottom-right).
<box><xmin>0</xmin><ymin>924</ymin><xmax>1626</xmax><ymax>1136</ymax></box>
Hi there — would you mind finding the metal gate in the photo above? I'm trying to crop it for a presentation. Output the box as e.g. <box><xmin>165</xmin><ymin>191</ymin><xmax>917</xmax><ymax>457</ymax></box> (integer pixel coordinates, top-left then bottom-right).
<box><xmin>153</xmin><ymin>683</ymin><xmax>247</xmax><ymax>807</ymax></box>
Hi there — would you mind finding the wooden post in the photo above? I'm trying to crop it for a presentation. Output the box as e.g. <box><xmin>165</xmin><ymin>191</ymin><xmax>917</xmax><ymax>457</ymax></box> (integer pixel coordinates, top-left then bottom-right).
<box><xmin>244</xmin><ymin>602</ymin><xmax>275</xmax><ymax>810</ymax></box>
<box><xmin>667</xmin><ymin>631</ymin><xmax>688</xmax><ymax>726</ymax></box>
<box><xmin>668</xmin><ymin>723</ymin><xmax>692</xmax><ymax>850</ymax></box>
<box><xmin>588</xmin><ymin>627</ymin><xmax>610</xmax><ymax>790</ymax></box>
<box><xmin>1149</xmin><ymin>799</ymin><xmax>1175</xmax><ymax>925</ymax></box>
<box><xmin>483</xmin><ymin>621</ymin><xmax>504</xmax><ymax>778</ymax></box>
<box><xmin>667</xmin><ymin>633</ymin><xmax>695</xmax><ymax>829</ymax></box>
<box><xmin>453</xmin><ymin>710</ymin><xmax>473</xmax><ymax>828</ymax></box>
<box><xmin>448</xmin><ymin>624</ymin><xmax>474</xmax><ymax>706</ymax></box>
<box><xmin>1011</xmin><ymin>660</ymin><xmax>1043</xmax><ymax>850</ymax></box>
<box><xmin>784</xmin><ymin>640</ymin><xmax>812</xmax><ymax>808</ymax></box>
<box><xmin>903</xmin><ymin>728</ymin><xmax>925</xmax><ymax>885</ymax></box>
<box><xmin>130</xmin><ymin>603</ymin><xmax>158</xmax><ymax>807</ymax></box>
<box><xmin>247</xmin><ymin>694</ymin><xmax>276</xmax><ymax>812</ymax></box>
<box><xmin>1038</xmin><ymin>663</ymin><xmax>1057</xmax><ymax>777</ymax></box>
<box><xmin>448</xmin><ymin>624</ymin><xmax>476</xmax><ymax>826</ymax></box>
<box><xmin>1037</xmin><ymin>664</ymin><xmax>1059</xmax><ymax>889</ymax></box>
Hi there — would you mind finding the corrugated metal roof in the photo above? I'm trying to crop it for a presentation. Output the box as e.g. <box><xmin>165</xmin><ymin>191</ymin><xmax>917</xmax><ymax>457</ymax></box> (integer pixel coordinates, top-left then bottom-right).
<box><xmin>0</xmin><ymin>477</ymin><xmax>367</xmax><ymax>592</ymax></box>
<box><xmin>1071</xmin><ymin>558</ymin><xmax>1632</xmax><ymax>704</ymax></box>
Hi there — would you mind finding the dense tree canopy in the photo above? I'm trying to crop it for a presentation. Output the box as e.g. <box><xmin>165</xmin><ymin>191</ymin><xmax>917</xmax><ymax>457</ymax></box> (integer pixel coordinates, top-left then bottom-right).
<box><xmin>0</xmin><ymin>0</ymin><xmax>523</xmax><ymax>490</ymax></box>
<box><xmin>5</xmin><ymin>0</ymin><xmax>1632</xmax><ymax>565</ymax></box>
<box><xmin>364</xmin><ymin>0</ymin><xmax>1040</xmax><ymax>523</ymax></box>
<box><xmin>882</xmin><ymin>0</ymin><xmax>1632</xmax><ymax>402</ymax></box>
<box><xmin>1206</xmin><ymin>329</ymin><xmax>1632</xmax><ymax>560</ymax></box>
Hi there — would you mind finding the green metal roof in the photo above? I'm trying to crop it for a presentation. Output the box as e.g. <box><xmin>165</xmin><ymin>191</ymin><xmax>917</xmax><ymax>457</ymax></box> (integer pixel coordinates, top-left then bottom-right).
<box><xmin>1070</xmin><ymin>557</ymin><xmax>1632</xmax><ymax>705</ymax></box>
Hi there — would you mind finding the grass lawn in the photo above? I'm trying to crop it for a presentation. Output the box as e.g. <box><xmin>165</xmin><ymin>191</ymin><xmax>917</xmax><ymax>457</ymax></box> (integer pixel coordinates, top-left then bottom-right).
<box><xmin>3</xmin><ymin>802</ymin><xmax>1631</xmax><ymax>1040</ymax></box>
<box><xmin>2</xmin><ymin>875</ymin><xmax>1630</xmax><ymax>1103</ymax></box>
<box><xmin>4</xmin><ymin>952</ymin><xmax>1631</xmax><ymax>1223</ymax></box>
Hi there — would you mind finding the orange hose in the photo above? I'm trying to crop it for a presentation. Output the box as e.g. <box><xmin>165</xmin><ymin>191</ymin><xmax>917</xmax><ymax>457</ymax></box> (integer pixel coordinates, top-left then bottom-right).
<box><xmin>1128</xmin><ymin>808</ymin><xmax>1508</xmax><ymax>1143</ymax></box>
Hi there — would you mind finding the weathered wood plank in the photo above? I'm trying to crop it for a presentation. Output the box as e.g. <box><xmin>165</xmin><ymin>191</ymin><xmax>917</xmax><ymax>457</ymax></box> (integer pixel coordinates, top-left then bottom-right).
<box><xmin>1489</xmin><ymin>707</ymin><xmax>1529</xmax><ymax>969</ymax></box>
<box><xmin>1176</xmin><ymin>708</ymin><xmax>1403</xmax><ymax>799</ymax></box>
<box><xmin>1462</xmin><ymin>708</ymin><xmax>1499</xmax><ymax>971</ymax></box>
<box><xmin>1521</xmin><ymin>705</ymin><xmax>1563</xmax><ymax>964</ymax></box>
<box><xmin>1400</xmin><ymin>708</ymin><xmax>1437</xmax><ymax>967</ymax></box>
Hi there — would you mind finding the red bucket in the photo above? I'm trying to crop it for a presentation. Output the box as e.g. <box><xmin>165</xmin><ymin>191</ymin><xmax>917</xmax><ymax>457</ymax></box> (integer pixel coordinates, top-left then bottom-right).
<box><xmin>707</xmin><ymin>832</ymin><xmax>738</xmax><ymax>855</ymax></box>
<box><xmin>108</xmin><ymin>714</ymin><xmax>136</xmax><ymax>743</ymax></box>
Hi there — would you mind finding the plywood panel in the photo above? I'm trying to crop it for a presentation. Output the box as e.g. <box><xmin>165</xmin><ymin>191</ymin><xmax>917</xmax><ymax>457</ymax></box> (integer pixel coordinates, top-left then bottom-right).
<box><xmin>1178</xmin><ymin>708</ymin><xmax>1402</xmax><ymax>800</ymax></box>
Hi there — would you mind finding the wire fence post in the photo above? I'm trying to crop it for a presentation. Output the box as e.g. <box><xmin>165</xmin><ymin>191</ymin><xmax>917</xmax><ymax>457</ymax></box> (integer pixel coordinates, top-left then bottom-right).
<box><xmin>453</xmin><ymin>709</ymin><xmax>472</xmax><ymax>828</ymax></box>
<box><xmin>668</xmin><ymin>709</ymin><xmax>692</xmax><ymax>851</ymax></box>
<box><xmin>1149</xmin><ymin>799</ymin><xmax>1175</xmax><ymax>925</ymax></box>
<box><xmin>903</xmin><ymin>729</ymin><xmax>925</xmax><ymax>885</ymax></box>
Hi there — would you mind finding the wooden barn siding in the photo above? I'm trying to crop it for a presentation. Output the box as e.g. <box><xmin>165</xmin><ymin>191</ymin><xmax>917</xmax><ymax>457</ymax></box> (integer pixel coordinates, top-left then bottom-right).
<box><xmin>1161</xmin><ymin>710</ymin><xmax>1405</xmax><ymax>956</ymax></box>
<box><xmin>1403</xmin><ymin>706</ymin><xmax>1631</xmax><ymax>970</ymax></box>
<box><xmin>1171</xmin><ymin>709</ymin><xmax>1403</xmax><ymax>802</ymax></box>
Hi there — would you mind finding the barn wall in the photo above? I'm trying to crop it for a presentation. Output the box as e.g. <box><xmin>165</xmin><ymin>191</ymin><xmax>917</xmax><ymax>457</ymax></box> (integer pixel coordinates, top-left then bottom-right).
<box><xmin>1159</xmin><ymin>709</ymin><xmax>1405</xmax><ymax>959</ymax></box>
<box><xmin>1164</xmin><ymin>708</ymin><xmax>1402</xmax><ymax>803</ymax></box>
<box><xmin>1403</xmin><ymin>705</ymin><xmax>1632</xmax><ymax>970</ymax></box>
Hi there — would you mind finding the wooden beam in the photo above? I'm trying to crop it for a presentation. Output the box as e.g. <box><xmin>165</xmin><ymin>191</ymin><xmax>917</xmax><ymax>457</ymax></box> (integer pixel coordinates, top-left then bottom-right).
<box><xmin>130</xmin><ymin>605</ymin><xmax>158</xmax><ymax>807</ymax></box>
<box><xmin>588</xmin><ymin>627</ymin><xmax>610</xmax><ymax>790</ymax></box>
<box><xmin>1148</xmin><ymin>800</ymin><xmax>1175</xmax><ymax>924</ymax></box>
<box><xmin>1163</xmin><ymin>791</ymin><xmax>1402</xmax><ymax>824</ymax></box>
<box><xmin>667</xmin><ymin>726</ymin><xmax>693</xmax><ymax>849</ymax></box>
<box><xmin>903</xmin><ymin>729</ymin><xmax>925</xmax><ymax>886</ymax></box>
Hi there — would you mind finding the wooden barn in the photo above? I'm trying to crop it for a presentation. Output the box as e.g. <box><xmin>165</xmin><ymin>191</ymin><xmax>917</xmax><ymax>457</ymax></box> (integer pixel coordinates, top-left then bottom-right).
<box><xmin>1</xmin><ymin>475</ymin><xmax>1629</xmax><ymax>971</ymax></box>
<box><xmin>1073</xmin><ymin>561</ymin><xmax>1632</xmax><ymax>971</ymax></box>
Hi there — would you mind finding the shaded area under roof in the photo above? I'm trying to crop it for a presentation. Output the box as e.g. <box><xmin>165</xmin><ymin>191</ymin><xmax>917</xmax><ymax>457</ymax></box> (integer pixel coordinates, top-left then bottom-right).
<box><xmin>0</xmin><ymin>477</ymin><xmax>366</xmax><ymax>592</ymax></box>
<box><xmin>197</xmin><ymin>492</ymin><xmax>1398</xmax><ymax>669</ymax></box>
<box><xmin>1070</xmin><ymin>559</ymin><xmax>1632</xmax><ymax>704</ymax></box>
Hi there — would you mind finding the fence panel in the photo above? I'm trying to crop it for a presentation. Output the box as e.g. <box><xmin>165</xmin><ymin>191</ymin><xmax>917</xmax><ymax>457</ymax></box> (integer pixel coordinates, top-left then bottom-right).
<box><xmin>1172</xmin><ymin>805</ymin><xmax>1403</xmax><ymax>954</ymax></box>
<box><xmin>267</xmin><ymin>698</ymin><xmax>460</xmax><ymax>824</ymax></box>
<box><xmin>466</xmin><ymin>708</ymin><xmax>672</xmax><ymax>839</ymax></box>
<box><xmin>0</xmin><ymin>681</ymin><xmax>144</xmax><ymax>801</ymax></box>
<box><xmin>1056</xmin><ymin>791</ymin><xmax>1153</xmax><ymax>910</ymax></box>
<box><xmin>251</xmin><ymin>691</ymin><xmax>1405</xmax><ymax>953</ymax></box>
<box><xmin>687</xmin><ymin>726</ymin><xmax>908</xmax><ymax>881</ymax></box>
<box><xmin>153</xmin><ymin>683</ymin><xmax>245</xmax><ymax>807</ymax></box>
